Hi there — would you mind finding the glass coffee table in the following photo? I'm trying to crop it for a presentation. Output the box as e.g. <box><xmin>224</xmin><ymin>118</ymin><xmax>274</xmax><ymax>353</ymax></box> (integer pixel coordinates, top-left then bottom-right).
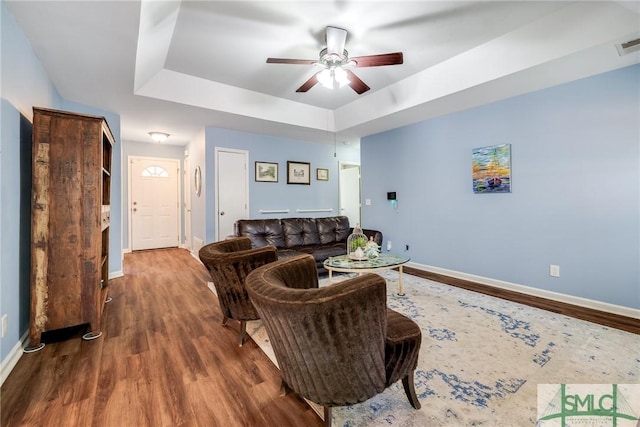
<box><xmin>323</xmin><ymin>253</ymin><xmax>411</xmax><ymax>296</ymax></box>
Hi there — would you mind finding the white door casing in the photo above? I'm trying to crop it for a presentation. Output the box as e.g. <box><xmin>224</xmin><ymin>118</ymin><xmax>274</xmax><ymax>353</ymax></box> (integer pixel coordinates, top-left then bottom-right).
<box><xmin>183</xmin><ymin>154</ymin><xmax>192</xmax><ymax>253</ymax></box>
<box><xmin>215</xmin><ymin>148</ymin><xmax>249</xmax><ymax>241</ymax></box>
<box><xmin>130</xmin><ymin>157</ymin><xmax>180</xmax><ymax>251</ymax></box>
<box><xmin>339</xmin><ymin>162</ymin><xmax>361</xmax><ymax>227</ymax></box>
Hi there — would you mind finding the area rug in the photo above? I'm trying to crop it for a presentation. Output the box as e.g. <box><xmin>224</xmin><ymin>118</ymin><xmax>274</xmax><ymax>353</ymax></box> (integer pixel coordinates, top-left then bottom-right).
<box><xmin>208</xmin><ymin>270</ymin><xmax>640</xmax><ymax>426</ymax></box>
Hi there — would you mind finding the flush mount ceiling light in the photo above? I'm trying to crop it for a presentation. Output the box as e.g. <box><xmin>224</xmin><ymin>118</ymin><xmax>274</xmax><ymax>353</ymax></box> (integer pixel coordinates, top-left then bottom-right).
<box><xmin>148</xmin><ymin>131</ymin><xmax>170</xmax><ymax>143</ymax></box>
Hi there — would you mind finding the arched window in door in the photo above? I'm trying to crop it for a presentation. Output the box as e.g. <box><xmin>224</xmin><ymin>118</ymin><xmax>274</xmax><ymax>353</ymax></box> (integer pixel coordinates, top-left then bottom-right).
<box><xmin>141</xmin><ymin>165</ymin><xmax>169</xmax><ymax>177</ymax></box>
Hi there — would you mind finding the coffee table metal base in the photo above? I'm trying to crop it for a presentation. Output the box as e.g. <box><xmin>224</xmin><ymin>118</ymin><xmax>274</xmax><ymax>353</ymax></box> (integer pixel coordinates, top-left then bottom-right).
<box><xmin>327</xmin><ymin>265</ymin><xmax>406</xmax><ymax>296</ymax></box>
<box><xmin>323</xmin><ymin>254</ymin><xmax>410</xmax><ymax>296</ymax></box>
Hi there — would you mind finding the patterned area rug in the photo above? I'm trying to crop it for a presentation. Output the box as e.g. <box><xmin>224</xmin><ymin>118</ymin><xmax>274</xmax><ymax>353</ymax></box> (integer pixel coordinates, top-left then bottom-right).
<box><xmin>208</xmin><ymin>270</ymin><xmax>640</xmax><ymax>426</ymax></box>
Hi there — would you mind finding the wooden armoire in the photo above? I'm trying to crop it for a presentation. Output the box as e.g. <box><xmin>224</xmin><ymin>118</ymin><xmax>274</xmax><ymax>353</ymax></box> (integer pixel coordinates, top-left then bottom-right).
<box><xmin>28</xmin><ymin>107</ymin><xmax>114</xmax><ymax>350</ymax></box>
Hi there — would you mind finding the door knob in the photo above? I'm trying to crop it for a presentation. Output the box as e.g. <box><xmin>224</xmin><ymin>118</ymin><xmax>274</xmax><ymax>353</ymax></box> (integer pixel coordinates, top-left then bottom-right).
<box><xmin>133</xmin><ymin>201</ymin><xmax>137</xmax><ymax>205</ymax></box>
<box><xmin>220</xmin><ymin>211</ymin><xmax>225</xmax><ymax>216</ymax></box>
<box><xmin>133</xmin><ymin>208</ymin><xmax>137</xmax><ymax>212</ymax></box>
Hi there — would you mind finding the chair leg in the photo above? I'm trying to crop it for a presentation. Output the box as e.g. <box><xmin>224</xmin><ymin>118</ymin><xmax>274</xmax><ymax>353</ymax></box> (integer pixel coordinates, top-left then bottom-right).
<box><xmin>238</xmin><ymin>320</ymin><xmax>247</xmax><ymax>347</ymax></box>
<box><xmin>402</xmin><ymin>371</ymin><xmax>421</xmax><ymax>409</ymax></box>
<box><xmin>323</xmin><ymin>406</ymin><xmax>332</xmax><ymax>427</ymax></box>
<box><xmin>279</xmin><ymin>380</ymin><xmax>293</xmax><ymax>397</ymax></box>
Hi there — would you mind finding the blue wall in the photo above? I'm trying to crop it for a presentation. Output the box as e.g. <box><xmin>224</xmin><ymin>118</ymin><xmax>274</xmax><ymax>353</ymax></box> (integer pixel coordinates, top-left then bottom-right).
<box><xmin>203</xmin><ymin>127</ymin><xmax>359</xmax><ymax>243</ymax></box>
<box><xmin>361</xmin><ymin>64</ymin><xmax>640</xmax><ymax>310</ymax></box>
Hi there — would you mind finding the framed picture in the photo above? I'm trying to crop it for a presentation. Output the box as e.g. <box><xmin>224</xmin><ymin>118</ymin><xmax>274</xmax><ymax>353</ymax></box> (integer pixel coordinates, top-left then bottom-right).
<box><xmin>316</xmin><ymin>168</ymin><xmax>329</xmax><ymax>181</ymax></box>
<box><xmin>472</xmin><ymin>144</ymin><xmax>511</xmax><ymax>193</ymax></box>
<box><xmin>287</xmin><ymin>161</ymin><xmax>311</xmax><ymax>185</ymax></box>
<box><xmin>255</xmin><ymin>161</ymin><xmax>278</xmax><ymax>182</ymax></box>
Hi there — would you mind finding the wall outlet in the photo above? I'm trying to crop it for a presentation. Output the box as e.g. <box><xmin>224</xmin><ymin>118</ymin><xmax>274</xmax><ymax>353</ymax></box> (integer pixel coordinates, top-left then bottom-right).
<box><xmin>1</xmin><ymin>314</ymin><xmax>7</xmax><ymax>338</ymax></box>
<box><xmin>365</xmin><ymin>198</ymin><xmax>372</xmax><ymax>206</ymax></box>
<box><xmin>550</xmin><ymin>264</ymin><xmax>560</xmax><ymax>278</ymax></box>
<box><xmin>387</xmin><ymin>241</ymin><xmax>392</xmax><ymax>251</ymax></box>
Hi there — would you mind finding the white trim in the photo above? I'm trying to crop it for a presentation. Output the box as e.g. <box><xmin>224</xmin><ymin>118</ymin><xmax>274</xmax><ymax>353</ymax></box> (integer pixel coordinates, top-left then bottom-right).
<box><xmin>108</xmin><ymin>271</ymin><xmax>124</xmax><ymax>280</ymax></box>
<box><xmin>407</xmin><ymin>261</ymin><xmax>640</xmax><ymax>320</ymax></box>
<box><xmin>0</xmin><ymin>331</ymin><xmax>28</xmax><ymax>387</ymax></box>
<box><xmin>338</xmin><ymin>161</ymin><xmax>361</xmax><ymax>226</ymax></box>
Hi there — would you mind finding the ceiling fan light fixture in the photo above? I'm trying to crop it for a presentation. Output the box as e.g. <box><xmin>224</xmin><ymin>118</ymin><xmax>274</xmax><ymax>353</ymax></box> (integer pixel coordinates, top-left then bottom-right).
<box><xmin>148</xmin><ymin>131</ymin><xmax>170</xmax><ymax>143</ymax></box>
<box><xmin>318</xmin><ymin>66</ymin><xmax>350</xmax><ymax>89</ymax></box>
<box><xmin>334</xmin><ymin>66</ymin><xmax>350</xmax><ymax>87</ymax></box>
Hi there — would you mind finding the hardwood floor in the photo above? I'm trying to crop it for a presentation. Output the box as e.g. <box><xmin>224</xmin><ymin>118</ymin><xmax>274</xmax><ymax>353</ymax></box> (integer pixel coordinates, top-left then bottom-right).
<box><xmin>4</xmin><ymin>248</ymin><xmax>636</xmax><ymax>426</ymax></box>
<box><xmin>1</xmin><ymin>248</ymin><xmax>322</xmax><ymax>427</ymax></box>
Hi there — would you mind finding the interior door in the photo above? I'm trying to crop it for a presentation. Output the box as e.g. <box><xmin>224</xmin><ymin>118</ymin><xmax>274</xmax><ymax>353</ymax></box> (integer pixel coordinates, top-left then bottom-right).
<box><xmin>216</xmin><ymin>149</ymin><xmax>248</xmax><ymax>240</ymax></box>
<box><xmin>130</xmin><ymin>157</ymin><xmax>180</xmax><ymax>250</ymax></box>
<box><xmin>339</xmin><ymin>163</ymin><xmax>361</xmax><ymax>226</ymax></box>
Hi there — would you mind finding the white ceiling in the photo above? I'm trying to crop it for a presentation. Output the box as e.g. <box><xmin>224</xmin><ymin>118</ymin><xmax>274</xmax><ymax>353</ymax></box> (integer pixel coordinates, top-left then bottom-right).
<box><xmin>5</xmin><ymin>1</ymin><xmax>640</xmax><ymax>146</ymax></box>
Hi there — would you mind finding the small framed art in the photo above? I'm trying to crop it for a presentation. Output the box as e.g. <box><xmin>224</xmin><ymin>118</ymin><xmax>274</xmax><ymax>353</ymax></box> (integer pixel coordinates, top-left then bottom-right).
<box><xmin>316</xmin><ymin>168</ymin><xmax>329</xmax><ymax>181</ymax></box>
<box><xmin>255</xmin><ymin>161</ymin><xmax>278</xmax><ymax>182</ymax></box>
<box><xmin>287</xmin><ymin>161</ymin><xmax>311</xmax><ymax>185</ymax></box>
<box><xmin>472</xmin><ymin>144</ymin><xmax>511</xmax><ymax>193</ymax></box>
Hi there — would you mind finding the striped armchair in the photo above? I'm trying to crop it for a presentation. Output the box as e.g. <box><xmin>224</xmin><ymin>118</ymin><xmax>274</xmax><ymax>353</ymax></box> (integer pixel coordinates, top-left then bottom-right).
<box><xmin>199</xmin><ymin>237</ymin><xmax>277</xmax><ymax>346</ymax></box>
<box><xmin>245</xmin><ymin>254</ymin><xmax>421</xmax><ymax>426</ymax></box>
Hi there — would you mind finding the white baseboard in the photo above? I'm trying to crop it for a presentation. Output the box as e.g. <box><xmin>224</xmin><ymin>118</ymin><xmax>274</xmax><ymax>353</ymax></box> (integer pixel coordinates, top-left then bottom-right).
<box><xmin>1</xmin><ymin>331</ymin><xmax>28</xmax><ymax>387</ymax></box>
<box><xmin>407</xmin><ymin>261</ymin><xmax>640</xmax><ymax>320</ymax></box>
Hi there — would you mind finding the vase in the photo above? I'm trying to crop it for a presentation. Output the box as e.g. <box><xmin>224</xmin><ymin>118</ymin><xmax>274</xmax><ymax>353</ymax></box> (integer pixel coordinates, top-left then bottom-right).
<box><xmin>347</xmin><ymin>224</ymin><xmax>368</xmax><ymax>260</ymax></box>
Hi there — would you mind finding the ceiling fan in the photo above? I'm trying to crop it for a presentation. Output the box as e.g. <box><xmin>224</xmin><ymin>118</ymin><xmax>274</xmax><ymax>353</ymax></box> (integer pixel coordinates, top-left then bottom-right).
<box><xmin>266</xmin><ymin>26</ymin><xmax>403</xmax><ymax>95</ymax></box>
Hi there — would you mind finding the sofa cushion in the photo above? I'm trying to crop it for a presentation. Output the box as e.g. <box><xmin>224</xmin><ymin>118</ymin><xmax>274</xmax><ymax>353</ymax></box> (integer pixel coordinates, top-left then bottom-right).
<box><xmin>282</xmin><ymin>218</ymin><xmax>321</xmax><ymax>248</ymax></box>
<box><xmin>316</xmin><ymin>216</ymin><xmax>350</xmax><ymax>244</ymax></box>
<box><xmin>235</xmin><ymin>219</ymin><xmax>286</xmax><ymax>248</ymax></box>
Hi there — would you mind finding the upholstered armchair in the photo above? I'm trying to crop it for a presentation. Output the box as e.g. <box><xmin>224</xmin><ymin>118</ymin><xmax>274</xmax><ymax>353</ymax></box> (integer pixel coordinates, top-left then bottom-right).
<box><xmin>199</xmin><ymin>237</ymin><xmax>278</xmax><ymax>346</ymax></box>
<box><xmin>245</xmin><ymin>254</ymin><xmax>422</xmax><ymax>426</ymax></box>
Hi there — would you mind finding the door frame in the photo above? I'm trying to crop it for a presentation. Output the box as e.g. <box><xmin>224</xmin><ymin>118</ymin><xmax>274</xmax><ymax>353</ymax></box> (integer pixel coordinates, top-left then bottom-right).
<box><xmin>338</xmin><ymin>161</ymin><xmax>361</xmax><ymax>226</ymax></box>
<box><xmin>183</xmin><ymin>152</ymin><xmax>192</xmax><ymax>253</ymax></box>
<box><xmin>214</xmin><ymin>147</ymin><xmax>249</xmax><ymax>241</ymax></box>
<box><xmin>127</xmin><ymin>155</ymin><xmax>182</xmax><ymax>251</ymax></box>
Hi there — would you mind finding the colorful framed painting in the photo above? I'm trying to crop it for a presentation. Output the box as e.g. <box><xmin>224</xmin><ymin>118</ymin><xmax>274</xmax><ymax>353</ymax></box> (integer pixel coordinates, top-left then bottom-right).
<box><xmin>255</xmin><ymin>161</ymin><xmax>278</xmax><ymax>182</ymax></box>
<box><xmin>287</xmin><ymin>161</ymin><xmax>311</xmax><ymax>185</ymax></box>
<box><xmin>316</xmin><ymin>168</ymin><xmax>329</xmax><ymax>181</ymax></box>
<box><xmin>472</xmin><ymin>144</ymin><xmax>511</xmax><ymax>193</ymax></box>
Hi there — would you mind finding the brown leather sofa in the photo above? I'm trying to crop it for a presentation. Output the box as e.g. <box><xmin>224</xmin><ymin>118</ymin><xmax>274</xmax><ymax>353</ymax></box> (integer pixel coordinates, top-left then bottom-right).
<box><xmin>234</xmin><ymin>216</ymin><xmax>382</xmax><ymax>274</ymax></box>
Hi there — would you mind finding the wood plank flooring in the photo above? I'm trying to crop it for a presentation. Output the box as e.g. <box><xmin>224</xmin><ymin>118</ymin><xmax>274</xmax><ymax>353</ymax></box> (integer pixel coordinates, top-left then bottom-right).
<box><xmin>1</xmin><ymin>248</ymin><xmax>322</xmax><ymax>427</ymax></box>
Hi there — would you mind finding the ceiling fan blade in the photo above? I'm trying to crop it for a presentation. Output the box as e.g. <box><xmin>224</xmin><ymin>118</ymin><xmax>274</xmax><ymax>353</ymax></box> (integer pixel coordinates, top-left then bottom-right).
<box><xmin>326</xmin><ymin>26</ymin><xmax>347</xmax><ymax>56</ymax></box>
<box><xmin>351</xmin><ymin>52</ymin><xmax>404</xmax><ymax>67</ymax></box>
<box><xmin>296</xmin><ymin>74</ymin><xmax>319</xmax><ymax>92</ymax></box>
<box><xmin>346</xmin><ymin>70</ymin><xmax>370</xmax><ymax>94</ymax></box>
<box><xmin>267</xmin><ymin>58</ymin><xmax>316</xmax><ymax>65</ymax></box>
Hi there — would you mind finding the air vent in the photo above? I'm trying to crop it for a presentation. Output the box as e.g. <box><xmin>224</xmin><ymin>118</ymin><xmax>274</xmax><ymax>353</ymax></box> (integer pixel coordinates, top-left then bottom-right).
<box><xmin>616</xmin><ymin>38</ymin><xmax>640</xmax><ymax>56</ymax></box>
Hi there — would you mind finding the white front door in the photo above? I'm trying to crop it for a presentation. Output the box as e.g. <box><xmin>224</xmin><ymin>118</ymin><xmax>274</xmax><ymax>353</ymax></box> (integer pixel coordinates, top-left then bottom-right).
<box><xmin>216</xmin><ymin>148</ymin><xmax>248</xmax><ymax>241</ymax></box>
<box><xmin>130</xmin><ymin>157</ymin><xmax>180</xmax><ymax>251</ymax></box>
<box><xmin>339</xmin><ymin>163</ymin><xmax>361</xmax><ymax>226</ymax></box>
